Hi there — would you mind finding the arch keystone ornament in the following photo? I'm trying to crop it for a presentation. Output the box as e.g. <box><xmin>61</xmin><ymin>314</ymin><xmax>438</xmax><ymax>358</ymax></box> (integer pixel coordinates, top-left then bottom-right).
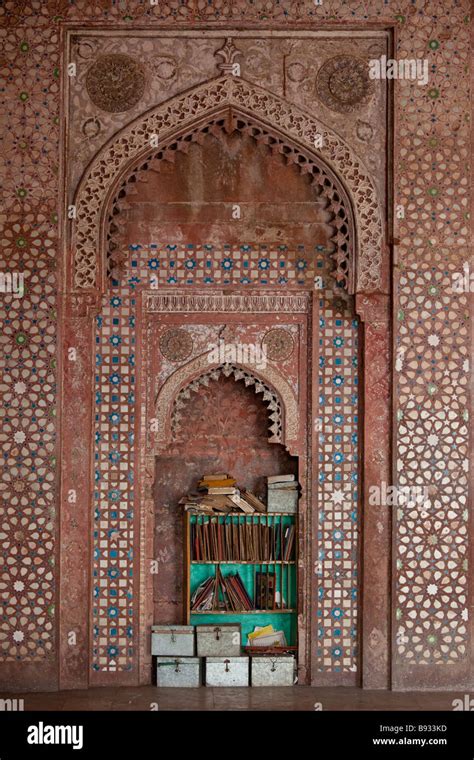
<box><xmin>70</xmin><ymin>75</ymin><xmax>384</xmax><ymax>294</ymax></box>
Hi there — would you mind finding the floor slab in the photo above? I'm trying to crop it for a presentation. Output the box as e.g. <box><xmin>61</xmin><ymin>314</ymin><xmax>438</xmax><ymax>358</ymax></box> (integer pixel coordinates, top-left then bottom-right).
<box><xmin>1</xmin><ymin>686</ymin><xmax>463</xmax><ymax>712</ymax></box>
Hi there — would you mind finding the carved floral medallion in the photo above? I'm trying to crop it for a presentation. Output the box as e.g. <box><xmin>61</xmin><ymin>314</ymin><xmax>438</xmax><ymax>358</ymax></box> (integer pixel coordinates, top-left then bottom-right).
<box><xmin>262</xmin><ymin>328</ymin><xmax>295</xmax><ymax>361</ymax></box>
<box><xmin>86</xmin><ymin>54</ymin><xmax>146</xmax><ymax>113</ymax></box>
<box><xmin>159</xmin><ymin>328</ymin><xmax>193</xmax><ymax>362</ymax></box>
<box><xmin>316</xmin><ymin>56</ymin><xmax>374</xmax><ymax>114</ymax></box>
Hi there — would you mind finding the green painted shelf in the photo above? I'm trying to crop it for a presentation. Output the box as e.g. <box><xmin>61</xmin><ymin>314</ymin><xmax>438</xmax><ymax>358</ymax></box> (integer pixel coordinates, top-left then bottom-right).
<box><xmin>184</xmin><ymin>512</ymin><xmax>298</xmax><ymax>648</ymax></box>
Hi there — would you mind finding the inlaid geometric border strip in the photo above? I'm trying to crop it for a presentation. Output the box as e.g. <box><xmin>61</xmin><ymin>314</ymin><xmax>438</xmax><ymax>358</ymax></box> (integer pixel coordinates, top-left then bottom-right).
<box><xmin>92</xmin><ymin>293</ymin><xmax>136</xmax><ymax>671</ymax></box>
<box><xmin>316</xmin><ymin>293</ymin><xmax>359</xmax><ymax>673</ymax></box>
<box><xmin>128</xmin><ymin>243</ymin><xmax>327</xmax><ymax>289</ymax></box>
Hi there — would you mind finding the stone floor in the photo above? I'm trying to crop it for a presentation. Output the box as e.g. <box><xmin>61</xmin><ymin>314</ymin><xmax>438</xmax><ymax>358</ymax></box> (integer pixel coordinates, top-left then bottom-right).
<box><xmin>4</xmin><ymin>686</ymin><xmax>463</xmax><ymax>711</ymax></box>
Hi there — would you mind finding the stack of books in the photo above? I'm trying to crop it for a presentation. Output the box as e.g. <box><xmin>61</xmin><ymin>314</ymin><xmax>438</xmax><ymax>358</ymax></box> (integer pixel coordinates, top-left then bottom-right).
<box><xmin>180</xmin><ymin>473</ymin><xmax>267</xmax><ymax>514</ymax></box>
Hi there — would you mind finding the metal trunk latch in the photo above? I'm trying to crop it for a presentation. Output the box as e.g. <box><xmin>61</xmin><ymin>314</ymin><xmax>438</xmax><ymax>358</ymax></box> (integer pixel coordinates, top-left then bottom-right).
<box><xmin>214</xmin><ymin>626</ymin><xmax>221</xmax><ymax>640</ymax></box>
<box><xmin>270</xmin><ymin>658</ymin><xmax>277</xmax><ymax>673</ymax></box>
<box><xmin>174</xmin><ymin>659</ymin><xmax>180</xmax><ymax>673</ymax></box>
<box><xmin>171</xmin><ymin>630</ymin><xmax>176</xmax><ymax>643</ymax></box>
<box><xmin>224</xmin><ymin>659</ymin><xmax>230</xmax><ymax>673</ymax></box>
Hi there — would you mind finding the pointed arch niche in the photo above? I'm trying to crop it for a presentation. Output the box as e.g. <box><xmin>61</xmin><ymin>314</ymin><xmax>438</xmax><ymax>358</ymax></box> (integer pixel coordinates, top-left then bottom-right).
<box><xmin>60</xmin><ymin>75</ymin><xmax>391</xmax><ymax>691</ymax></box>
<box><xmin>152</xmin><ymin>365</ymin><xmax>299</xmax><ymax>627</ymax></box>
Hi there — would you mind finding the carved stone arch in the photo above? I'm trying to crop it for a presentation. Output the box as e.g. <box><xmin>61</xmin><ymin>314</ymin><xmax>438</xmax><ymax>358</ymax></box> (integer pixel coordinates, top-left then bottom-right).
<box><xmin>172</xmin><ymin>363</ymin><xmax>283</xmax><ymax>443</ymax></box>
<box><xmin>105</xmin><ymin>109</ymin><xmax>355</xmax><ymax>291</ymax></box>
<box><xmin>152</xmin><ymin>354</ymin><xmax>300</xmax><ymax>456</ymax></box>
<box><xmin>70</xmin><ymin>75</ymin><xmax>384</xmax><ymax>294</ymax></box>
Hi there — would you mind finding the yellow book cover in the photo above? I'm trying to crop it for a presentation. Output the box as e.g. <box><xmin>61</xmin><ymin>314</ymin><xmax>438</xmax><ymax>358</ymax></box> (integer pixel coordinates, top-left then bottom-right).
<box><xmin>199</xmin><ymin>478</ymin><xmax>237</xmax><ymax>488</ymax></box>
<box><xmin>248</xmin><ymin>625</ymin><xmax>274</xmax><ymax>641</ymax></box>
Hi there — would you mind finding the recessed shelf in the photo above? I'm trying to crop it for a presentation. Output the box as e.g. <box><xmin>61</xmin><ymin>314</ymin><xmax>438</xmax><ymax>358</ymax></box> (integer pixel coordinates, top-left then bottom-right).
<box><xmin>185</xmin><ymin>511</ymin><xmax>298</xmax><ymax>646</ymax></box>
<box><xmin>191</xmin><ymin>560</ymin><xmax>296</xmax><ymax>565</ymax></box>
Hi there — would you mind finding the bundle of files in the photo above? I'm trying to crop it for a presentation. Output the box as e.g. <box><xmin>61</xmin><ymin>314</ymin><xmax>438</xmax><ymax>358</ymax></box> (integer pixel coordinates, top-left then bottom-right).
<box><xmin>180</xmin><ymin>473</ymin><xmax>266</xmax><ymax>515</ymax></box>
<box><xmin>191</xmin><ymin>567</ymin><xmax>253</xmax><ymax>612</ymax></box>
<box><xmin>191</xmin><ymin>518</ymin><xmax>295</xmax><ymax>562</ymax></box>
<box><xmin>247</xmin><ymin>625</ymin><xmax>287</xmax><ymax>648</ymax></box>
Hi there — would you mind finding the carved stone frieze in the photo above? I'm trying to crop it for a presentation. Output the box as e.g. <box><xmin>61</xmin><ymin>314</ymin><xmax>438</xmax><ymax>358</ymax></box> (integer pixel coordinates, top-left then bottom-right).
<box><xmin>145</xmin><ymin>292</ymin><xmax>311</xmax><ymax>314</ymax></box>
<box><xmin>68</xmin><ymin>32</ymin><xmax>387</xmax><ymax>202</ymax></box>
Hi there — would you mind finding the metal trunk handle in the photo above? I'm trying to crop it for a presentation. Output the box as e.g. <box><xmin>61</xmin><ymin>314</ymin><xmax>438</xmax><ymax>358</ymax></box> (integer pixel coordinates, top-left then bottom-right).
<box><xmin>214</xmin><ymin>626</ymin><xmax>221</xmax><ymax>640</ymax></box>
<box><xmin>224</xmin><ymin>659</ymin><xmax>230</xmax><ymax>673</ymax></box>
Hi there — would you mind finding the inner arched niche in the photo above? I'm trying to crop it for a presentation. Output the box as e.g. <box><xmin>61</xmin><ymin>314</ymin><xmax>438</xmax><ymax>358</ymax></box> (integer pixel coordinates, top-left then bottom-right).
<box><xmin>153</xmin><ymin>374</ymin><xmax>297</xmax><ymax>624</ymax></box>
<box><xmin>106</xmin><ymin>119</ymin><xmax>341</xmax><ymax>283</ymax></box>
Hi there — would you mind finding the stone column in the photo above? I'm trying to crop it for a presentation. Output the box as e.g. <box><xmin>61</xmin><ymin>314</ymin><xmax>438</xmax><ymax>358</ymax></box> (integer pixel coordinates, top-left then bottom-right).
<box><xmin>356</xmin><ymin>293</ymin><xmax>391</xmax><ymax>689</ymax></box>
<box><xmin>59</xmin><ymin>292</ymin><xmax>98</xmax><ymax>689</ymax></box>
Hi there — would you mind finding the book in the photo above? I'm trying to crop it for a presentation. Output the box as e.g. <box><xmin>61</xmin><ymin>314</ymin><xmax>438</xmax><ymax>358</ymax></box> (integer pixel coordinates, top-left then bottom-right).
<box><xmin>255</xmin><ymin>572</ymin><xmax>276</xmax><ymax>609</ymax></box>
<box><xmin>248</xmin><ymin>624</ymin><xmax>274</xmax><ymax>641</ymax></box>
<box><xmin>240</xmin><ymin>489</ymin><xmax>266</xmax><ymax>513</ymax></box>
<box><xmin>183</xmin><ymin>504</ymin><xmax>214</xmax><ymax>514</ymax></box>
<box><xmin>228</xmin><ymin>493</ymin><xmax>255</xmax><ymax>513</ymax></box>
<box><xmin>283</xmin><ymin>525</ymin><xmax>296</xmax><ymax>561</ymax></box>
<box><xmin>190</xmin><ymin>515</ymin><xmax>295</xmax><ymax>562</ymax></box>
<box><xmin>191</xmin><ymin>576</ymin><xmax>216</xmax><ymax>611</ymax></box>
<box><xmin>198</xmin><ymin>477</ymin><xmax>237</xmax><ymax>489</ymax></box>
<box><xmin>267</xmin><ymin>474</ymin><xmax>295</xmax><ymax>484</ymax></box>
<box><xmin>201</xmin><ymin>473</ymin><xmax>231</xmax><ymax>481</ymax></box>
<box><xmin>192</xmin><ymin>570</ymin><xmax>253</xmax><ymax>612</ymax></box>
<box><xmin>267</xmin><ymin>481</ymin><xmax>298</xmax><ymax>490</ymax></box>
<box><xmin>199</xmin><ymin>495</ymin><xmax>235</xmax><ymax>512</ymax></box>
<box><xmin>207</xmin><ymin>486</ymin><xmax>239</xmax><ymax>495</ymax></box>
<box><xmin>248</xmin><ymin>630</ymin><xmax>287</xmax><ymax>647</ymax></box>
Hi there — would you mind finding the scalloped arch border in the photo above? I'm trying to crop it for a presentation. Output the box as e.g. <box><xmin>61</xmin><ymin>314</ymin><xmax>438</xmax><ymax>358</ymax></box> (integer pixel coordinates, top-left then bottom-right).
<box><xmin>152</xmin><ymin>353</ymin><xmax>300</xmax><ymax>454</ymax></box>
<box><xmin>71</xmin><ymin>75</ymin><xmax>384</xmax><ymax>293</ymax></box>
